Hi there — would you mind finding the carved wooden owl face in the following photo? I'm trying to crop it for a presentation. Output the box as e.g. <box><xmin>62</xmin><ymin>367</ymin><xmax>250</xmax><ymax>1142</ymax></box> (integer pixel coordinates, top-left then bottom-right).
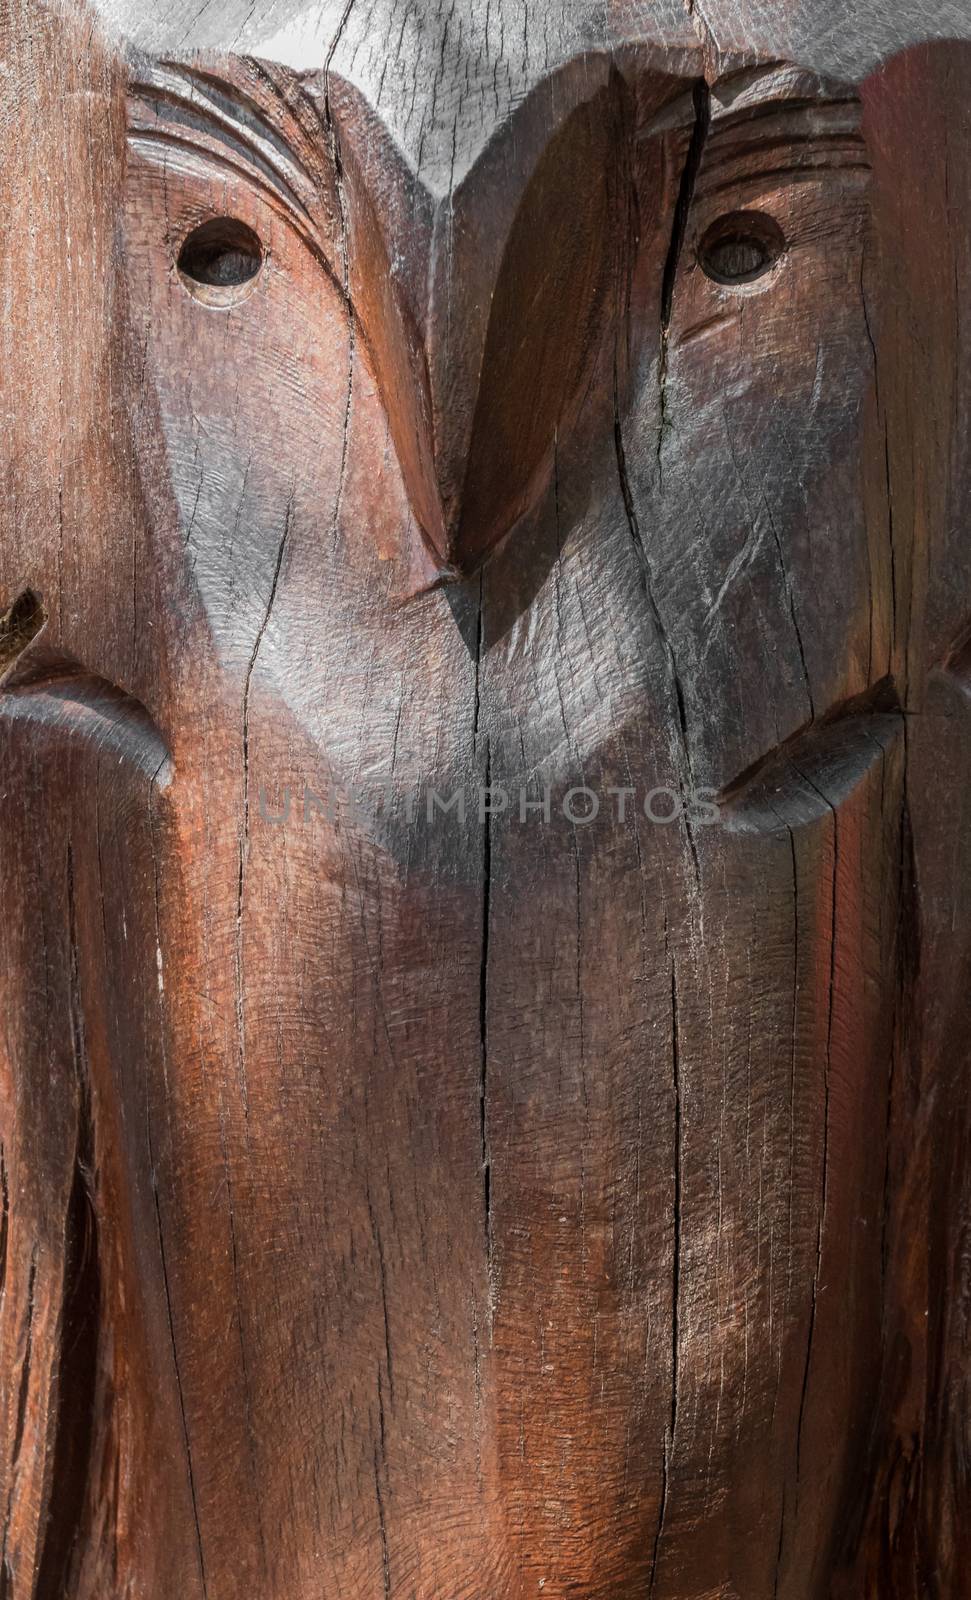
<box><xmin>5</xmin><ymin>6</ymin><xmax>971</xmax><ymax>1599</ymax></box>
<box><xmin>122</xmin><ymin>51</ymin><xmax>876</xmax><ymax>798</ymax></box>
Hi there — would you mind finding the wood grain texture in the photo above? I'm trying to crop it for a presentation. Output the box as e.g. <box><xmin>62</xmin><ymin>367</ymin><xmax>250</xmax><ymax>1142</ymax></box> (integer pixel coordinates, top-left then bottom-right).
<box><xmin>2</xmin><ymin>3</ymin><xmax>971</xmax><ymax>1597</ymax></box>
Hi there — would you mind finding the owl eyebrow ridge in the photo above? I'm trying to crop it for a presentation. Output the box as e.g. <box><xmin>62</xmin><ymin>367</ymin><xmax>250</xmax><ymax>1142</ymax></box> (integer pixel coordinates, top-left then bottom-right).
<box><xmin>708</xmin><ymin>94</ymin><xmax>866</xmax><ymax>152</ymax></box>
<box><xmin>126</xmin><ymin>60</ymin><xmax>326</xmax><ymax>225</ymax></box>
<box><xmin>126</xmin><ymin>122</ymin><xmax>315</xmax><ymax>232</ymax></box>
<box><xmin>697</xmin><ymin>87</ymin><xmax>870</xmax><ymax>196</ymax></box>
<box><xmin>701</xmin><ymin>129</ymin><xmax>871</xmax><ymax>182</ymax></box>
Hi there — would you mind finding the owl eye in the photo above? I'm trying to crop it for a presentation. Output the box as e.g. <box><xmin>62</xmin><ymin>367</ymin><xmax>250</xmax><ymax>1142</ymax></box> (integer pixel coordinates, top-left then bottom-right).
<box><xmin>177</xmin><ymin>218</ymin><xmax>264</xmax><ymax>305</ymax></box>
<box><xmin>697</xmin><ymin>212</ymin><xmax>785</xmax><ymax>287</ymax></box>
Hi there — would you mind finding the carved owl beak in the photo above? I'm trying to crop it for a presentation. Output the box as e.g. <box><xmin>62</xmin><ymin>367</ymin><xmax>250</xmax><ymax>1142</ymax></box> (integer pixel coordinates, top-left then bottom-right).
<box><xmin>328</xmin><ymin>70</ymin><xmax>626</xmax><ymax>577</ymax></box>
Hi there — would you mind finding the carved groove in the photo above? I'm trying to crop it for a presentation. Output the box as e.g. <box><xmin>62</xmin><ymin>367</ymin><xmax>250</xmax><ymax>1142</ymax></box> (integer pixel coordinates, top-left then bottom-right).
<box><xmin>35</xmin><ymin>848</ymin><xmax>102</xmax><ymax>1600</ymax></box>
<box><xmin>718</xmin><ymin>678</ymin><xmax>903</xmax><ymax>831</ymax></box>
<box><xmin>0</xmin><ymin>669</ymin><xmax>171</xmax><ymax>780</ymax></box>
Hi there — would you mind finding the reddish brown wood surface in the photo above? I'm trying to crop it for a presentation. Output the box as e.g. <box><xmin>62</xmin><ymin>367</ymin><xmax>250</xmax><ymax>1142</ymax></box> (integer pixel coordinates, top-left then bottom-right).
<box><xmin>2</xmin><ymin>3</ymin><xmax>971</xmax><ymax>1597</ymax></box>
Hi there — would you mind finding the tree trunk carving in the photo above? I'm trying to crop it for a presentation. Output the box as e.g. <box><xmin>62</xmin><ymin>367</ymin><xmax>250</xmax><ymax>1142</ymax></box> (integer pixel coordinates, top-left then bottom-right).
<box><xmin>1</xmin><ymin>3</ymin><xmax>971</xmax><ymax>1597</ymax></box>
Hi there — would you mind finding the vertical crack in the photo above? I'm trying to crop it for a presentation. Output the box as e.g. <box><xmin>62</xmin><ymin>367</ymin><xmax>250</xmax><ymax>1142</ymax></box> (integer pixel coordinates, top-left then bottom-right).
<box><xmin>370</xmin><ymin>1196</ymin><xmax>393</xmax><ymax>1600</ymax></box>
<box><xmin>237</xmin><ymin>487</ymin><xmax>295</xmax><ymax>1124</ymax></box>
<box><xmin>882</xmin><ymin>741</ymin><xmax>916</xmax><ymax>1287</ymax></box>
<box><xmin>366</xmin><ymin>1181</ymin><xmax>395</xmax><ymax>1405</ymax></box>
<box><xmin>148</xmin><ymin>770</ymin><xmax>209</xmax><ymax>1600</ymax></box>
<box><xmin>773</xmin><ymin>1483</ymin><xmax>788</xmax><ymax>1600</ymax></box>
<box><xmin>670</xmin><ymin>962</ymin><xmax>682</xmax><ymax>1448</ymax></box>
<box><xmin>323</xmin><ymin>0</ymin><xmax>357</xmax><ymax>102</ymax></box>
<box><xmin>0</xmin><ymin>1146</ymin><xmax>8</xmax><ymax>1302</ymax></box>
<box><xmin>790</xmin><ymin>772</ymin><xmax>839</xmax><ymax>1514</ymax></box>
<box><xmin>613</xmin><ymin>403</ymin><xmax>702</xmax><ymax>891</ymax></box>
<box><xmin>372</xmin><ymin>1445</ymin><xmax>392</xmax><ymax>1600</ymax></box>
<box><xmin>764</xmin><ymin>494</ymin><xmax>815</xmax><ymax>723</ymax></box>
<box><xmin>10</xmin><ymin>1254</ymin><xmax>36</xmax><ymax>1468</ymax></box>
<box><xmin>613</xmin><ymin>86</ymin><xmax>708</xmax><ymax>887</ymax></box>
<box><xmin>613</xmin><ymin>411</ymin><xmax>694</xmax><ymax>778</ymax></box>
<box><xmin>773</xmin><ymin>820</ymin><xmax>801</xmax><ymax>1594</ymax></box>
<box><xmin>324</xmin><ymin>1</ymin><xmax>358</xmax><ymax>555</ymax></box>
<box><xmin>657</xmin><ymin>81</ymin><xmax>711</xmax><ymax>470</ymax></box>
<box><xmin>474</xmin><ymin>575</ymin><xmax>494</xmax><ymax>1308</ymax></box>
<box><xmin>650</xmin><ymin>955</ymin><xmax>682</xmax><ymax>1596</ymax></box>
<box><xmin>689</xmin><ymin>0</ymin><xmax>720</xmax><ymax>63</ymax></box>
<box><xmin>861</xmin><ymin>251</ymin><xmax>879</xmax><ymax>684</ymax></box>
<box><xmin>884</xmin><ymin>427</ymin><xmax>898</xmax><ymax>667</ymax></box>
<box><xmin>149</xmin><ymin>1179</ymin><xmax>208</xmax><ymax>1600</ymax></box>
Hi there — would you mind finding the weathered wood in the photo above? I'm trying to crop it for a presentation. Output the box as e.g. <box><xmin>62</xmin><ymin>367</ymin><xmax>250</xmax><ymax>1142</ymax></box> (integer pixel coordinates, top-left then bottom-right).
<box><xmin>2</xmin><ymin>2</ymin><xmax>971</xmax><ymax>1596</ymax></box>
